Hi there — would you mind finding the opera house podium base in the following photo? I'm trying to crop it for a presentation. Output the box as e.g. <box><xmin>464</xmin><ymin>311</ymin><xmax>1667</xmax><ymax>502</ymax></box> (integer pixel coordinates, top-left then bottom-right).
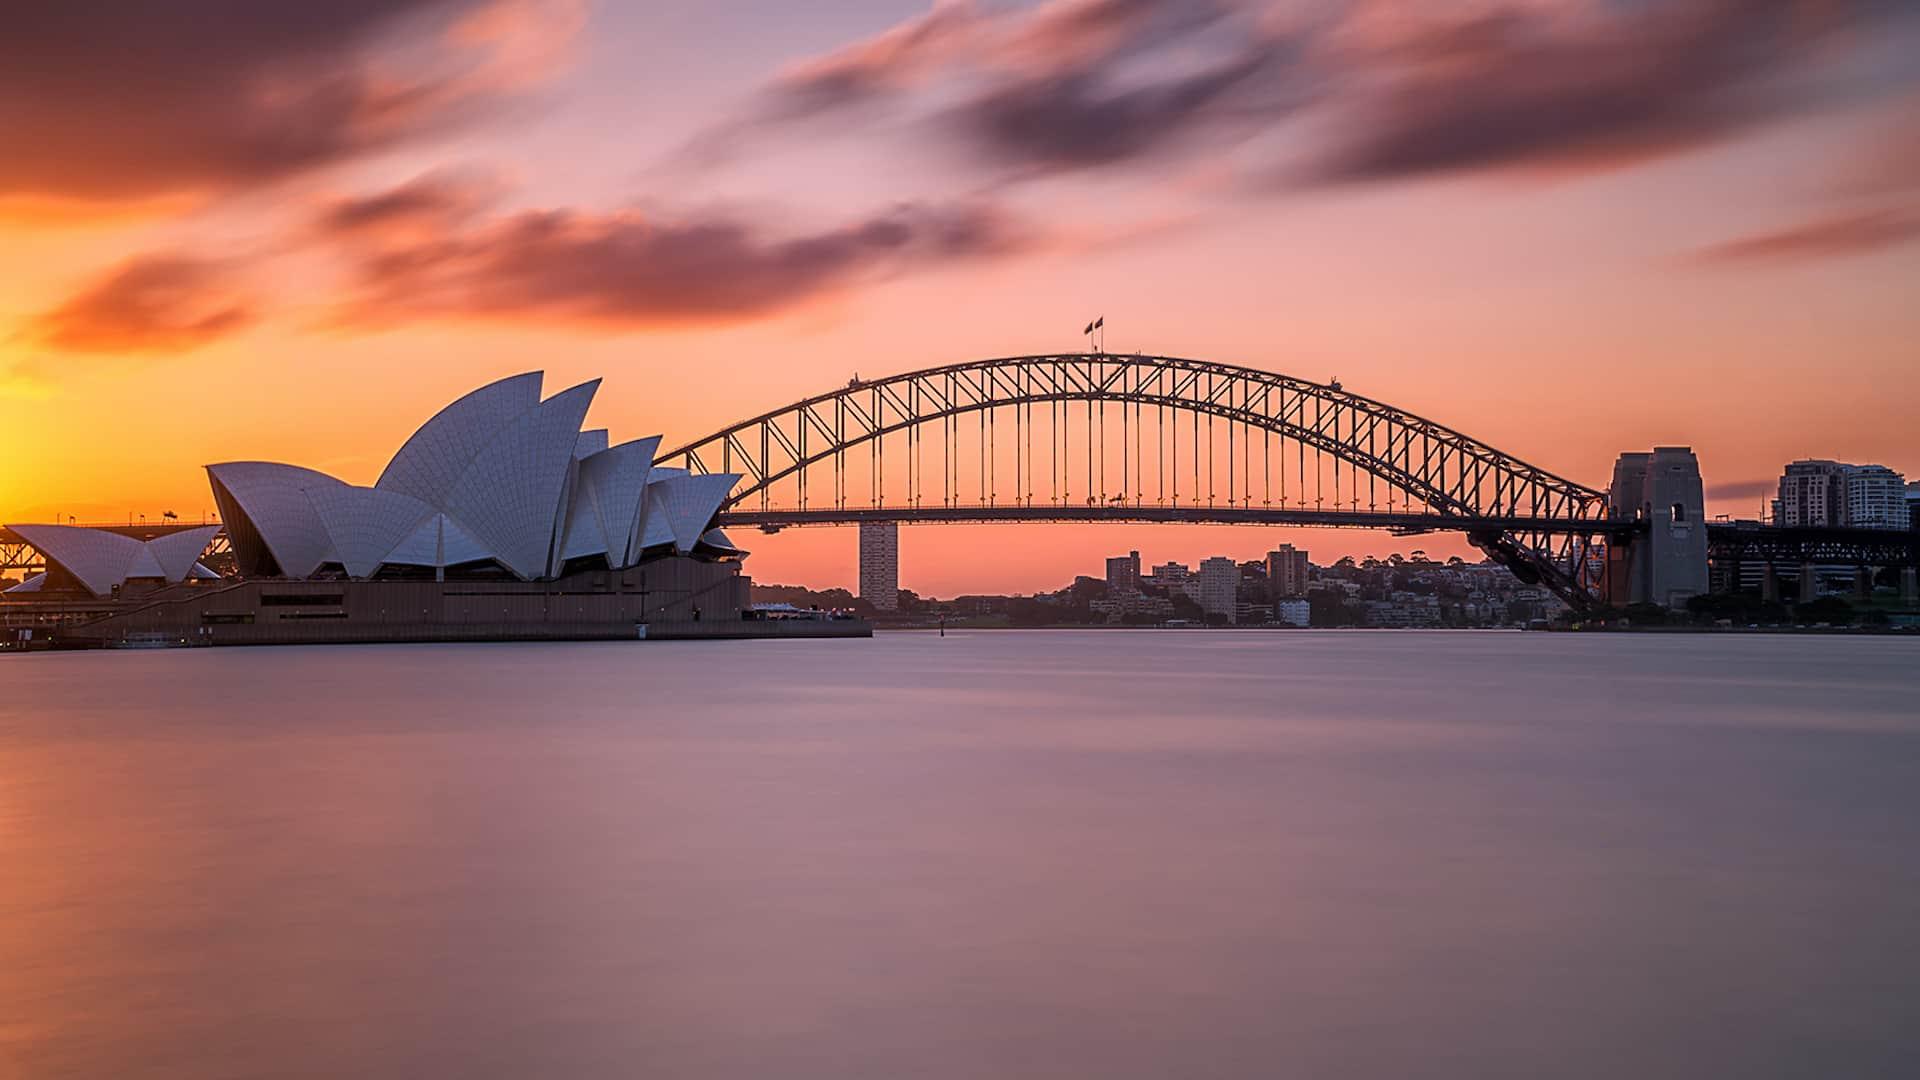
<box><xmin>20</xmin><ymin>557</ymin><xmax>866</xmax><ymax>649</ymax></box>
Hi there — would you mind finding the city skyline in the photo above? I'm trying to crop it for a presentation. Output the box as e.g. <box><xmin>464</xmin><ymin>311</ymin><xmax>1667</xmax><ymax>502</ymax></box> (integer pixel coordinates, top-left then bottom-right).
<box><xmin>4</xmin><ymin>1</ymin><xmax>1918</xmax><ymax>596</ymax></box>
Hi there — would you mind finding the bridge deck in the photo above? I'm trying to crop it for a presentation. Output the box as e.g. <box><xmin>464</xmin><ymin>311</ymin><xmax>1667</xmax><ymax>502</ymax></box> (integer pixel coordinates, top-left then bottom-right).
<box><xmin>0</xmin><ymin>522</ymin><xmax>216</xmax><ymax>545</ymax></box>
<box><xmin>717</xmin><ymin>505</ymin><xmax>1628</xmax><ymax>534</ymax></box>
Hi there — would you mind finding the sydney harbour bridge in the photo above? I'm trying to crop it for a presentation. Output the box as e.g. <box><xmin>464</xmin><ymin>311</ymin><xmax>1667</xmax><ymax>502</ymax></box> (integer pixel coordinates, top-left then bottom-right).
<box><xmin>6</xmin><ymin>354</ymin><xmax>1916</xmax><ymax>613</ymax></box>
<box><xmin>649</xmin><ymin>353</ymin><xmax>1914</xmax><ymax>612</ymax></box>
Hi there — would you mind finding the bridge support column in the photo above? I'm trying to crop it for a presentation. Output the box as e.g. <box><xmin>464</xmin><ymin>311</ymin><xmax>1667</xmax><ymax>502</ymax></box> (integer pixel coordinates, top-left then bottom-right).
<box><xmin>1761</xmin><ymin>563</ymin><xmax>1778</xmax><ymax>603</ymax></box>
<box><xmin>1856</xmin><ymin>567</ymin><xmax>1874</xmax><ymax>600</ymax></box>
<box><xmin>859</xmin><ymin>522</ymin><xmax>900</xmax><ymax>612</ymax></box>
<box><xmin>1902</xmin><ymin>567</ymin><xmax>1918</xmax><ymax>606</ymax></box>
<box><xmin>1801</xmin><ymin>561</ymin><xmax>1819</xmax><ymax>601</ymax></box>
<box><xmin>1608</xmin><ymin>447</ymin><xmax>1709</xmax><ymax>608</ymax></box>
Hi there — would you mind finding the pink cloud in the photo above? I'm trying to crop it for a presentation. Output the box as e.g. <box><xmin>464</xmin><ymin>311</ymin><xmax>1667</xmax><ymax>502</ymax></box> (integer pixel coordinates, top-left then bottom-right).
<box><xmin>26</xmin><ymin>256</ymin><xmax>255</xmax><ymax>354</ymax></box>
<box><xmin>1693</xmin><ymin>207</ymin><xmax>1920</xmax><ymax>263</ymax></box>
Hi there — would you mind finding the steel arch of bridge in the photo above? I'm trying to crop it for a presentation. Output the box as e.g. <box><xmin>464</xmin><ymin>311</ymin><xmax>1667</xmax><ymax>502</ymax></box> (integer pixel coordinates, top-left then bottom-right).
<box><xmin>658</xmin><ymin>354</ymin><xmax>1617</xmax><ymax>607</ymax></box>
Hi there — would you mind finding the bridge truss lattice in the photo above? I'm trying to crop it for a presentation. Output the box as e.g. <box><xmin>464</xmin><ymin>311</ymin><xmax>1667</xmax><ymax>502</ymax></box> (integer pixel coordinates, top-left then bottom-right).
<box><xmin>660</xmin><ymin>354</ymin><xmax>1618</xmax><ymax>609</ymax></box>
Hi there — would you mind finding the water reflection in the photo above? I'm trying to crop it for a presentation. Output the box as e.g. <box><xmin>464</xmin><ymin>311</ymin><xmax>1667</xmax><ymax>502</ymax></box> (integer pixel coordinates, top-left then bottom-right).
<box><xmin>3</xmin><ymin>632</ymin><xmax>1918</xmax><ymax>1078</ymax></box>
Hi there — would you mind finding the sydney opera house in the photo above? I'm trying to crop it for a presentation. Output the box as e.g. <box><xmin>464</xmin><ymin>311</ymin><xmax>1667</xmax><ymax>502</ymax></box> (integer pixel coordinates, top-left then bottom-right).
<box><xmin>4</xmin><ymin>372</ymin><xmax>838</xmax><ymax>646</ymax></box>
<box><xmin>204</xmin><ymin>371</ymin><xmax>742</xmax><ymax>583</ymax></box>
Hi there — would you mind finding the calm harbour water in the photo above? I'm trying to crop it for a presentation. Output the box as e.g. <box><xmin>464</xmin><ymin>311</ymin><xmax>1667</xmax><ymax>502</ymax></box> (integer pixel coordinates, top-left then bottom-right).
<box><xmin>3</xmin><ymin>630</ymin><xmax>1918</xmax><ymax>1079</ymax></box>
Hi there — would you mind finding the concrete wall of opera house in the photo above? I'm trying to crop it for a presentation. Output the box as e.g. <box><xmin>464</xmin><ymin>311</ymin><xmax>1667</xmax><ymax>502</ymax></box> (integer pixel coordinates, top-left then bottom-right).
<box><xmin>47</xmin><ymin>557</ymin><xmax>862</xmax><ymax>647</ymax></box>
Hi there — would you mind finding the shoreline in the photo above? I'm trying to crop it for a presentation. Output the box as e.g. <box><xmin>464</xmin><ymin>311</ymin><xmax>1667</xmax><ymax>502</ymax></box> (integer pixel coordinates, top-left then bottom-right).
<box><xmin>864</xmin><ymin>622</ymin><xmax>1919</xmax><ymax>635</ymax></box>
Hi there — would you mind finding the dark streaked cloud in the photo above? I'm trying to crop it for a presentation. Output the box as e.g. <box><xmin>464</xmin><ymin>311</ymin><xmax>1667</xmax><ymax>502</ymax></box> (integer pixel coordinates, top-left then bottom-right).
<box><xmin>311</xmin><ymin>170</ymin><xmax>503</xmax><ymax>238</ymax></box>
<box><xmin>25</xmin><ymin>256</ymin><xmax>255</xmax><ymax>354</ymax></box>
<box><xmin>676</xmin><ymin>0</ymin><xmax>985</xmax><ymax>166</ymax></box>
<box><xmin>1707</xmin><ymin>479</ymin><xmax>1780</xmax><ymax>500</ymax></box>
<box><xmin>688</xmin><ymin>0</ymin><xmax>1296</xmax><ymax>172</ymax></box>
<box><xmin>1833</xmin><ymin>95</ymin><xmax>1920</xmax><ymax>196</ymax></box>
<box><xmin>770</xmin><ymin>0</ymin><xmax>984</xmax><ymax>118</ymax></box>
<box><xmin>1692</xmin><ymin>206</ymin><xmax>1920</xmax><ymax>263</ymax></box>
<box><xmin>725</xmin><ymin>0</ymin><xmax>1224</xmax><ymax>133</ymax></box>
<box><xmin>946</xmin><ymin>42</ymin><xmax>1287</xmax><ymax>173</ymax></box>
<box><xmin>0</xmin><ymin>0</ymin><xmax>576</xmax><ymax>205</ymax></box>
<box><xmin>689</xmin><ymin>0</ymin><xmax>1919</xmax><ymax>188</ymax></box>
<box><xmin>20</xmin><ymin>177</ymin><xmax>1041</xmax><ymax>354</ymax></box>
<box><xmin>1308</xmin><ymin>0</ymin><xmax>1906</xmax><ymax>184</ymax></box>
<box><xmin>323</xmin><ymin>194</ymin><xmax>1038</xmax><ymax>328</ymax></box>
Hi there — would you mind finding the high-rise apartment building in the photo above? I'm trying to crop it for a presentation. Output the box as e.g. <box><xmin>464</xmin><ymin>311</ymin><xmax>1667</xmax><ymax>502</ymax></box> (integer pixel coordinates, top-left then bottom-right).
<box><xmin>858</xmin><ymin>521</ymin><xmax>899</xmax><ymax>611</ymax></box>
<box><xmin>1846</xmin><ymin>465</ymin><xmax>1907</xmax><ymax>530</ymax></box>
<box><xmin>1266</xmin><ymin>544</ymin><xmax>1309</xmax><ymax>598</ymax></box>
<box><xmin>1149</xmin><ymin>561</ymin><xmax>1189</xmax><ymax>585</ymax></box>
<box><xmin>1191</xmin><ymin>556</ymin><xmax>1239</xmax><ymax>623</ymax></box>
<box><xmin>1105</xmin><ymin>550</ymin><xmax>1141</xmax><ymax>594</ymax></box>
<box><xmin>1774</xmin><ymin>460</ymin><xmax>1908</xmax><ymax>529</ymax></box>
<box><xmin>1775</xmin><ymin>460</ymin><xmax>1847</xmax><ymax>526</ymax></box>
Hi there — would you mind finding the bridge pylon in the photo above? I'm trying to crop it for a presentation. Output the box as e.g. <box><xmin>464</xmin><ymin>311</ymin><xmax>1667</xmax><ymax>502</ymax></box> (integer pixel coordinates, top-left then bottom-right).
<box><xmin>1605</xmin><ymin>447</ymin><xmax>1709</xmax><ymax>608</ymax></box>
<box><xmin>859</xmin><ymin>521</ymin><xmax>900</xmax><ymax>612</ymax></box>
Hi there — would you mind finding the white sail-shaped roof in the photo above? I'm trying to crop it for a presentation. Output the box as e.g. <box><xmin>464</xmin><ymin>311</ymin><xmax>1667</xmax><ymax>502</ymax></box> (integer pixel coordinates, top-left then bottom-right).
<box><xmin>439</xmin><ymin>515</ymin><xmax>492</xmax><ymax>565</ymax></box>
<box><xmin>637</xmin><ymin>485</ymin><xmax>678</xmax><ymax>551</ymax></box>
<box><xmin>549</xmin><ymin>429</ymin><xmax>615</xmax><ymax>570</ymax></box>
<box><xmin>206</xmin><ymin>462</ymin><xmax>345</xmax><ymax>578</ymax></box>
<box><xmin>4</xmin><ymin>572</ymin><xmax>47</xmax><ymax>593</ymax></box>
<box><xmin>182</xmin><ymin>369</ymin><xmax>735</xmax><ymax>584</ymax></box>
<box><xmin>304</xmin><ymin>485</ymin><xmax>436</xmax><ymax>579</ymax></box>
<box><xmin>5</xmin><ymin>524</ymin><xmax>225</xmax><ymax>596</ymax></box>
<box><xmin>145</xmin><ymin>525</ymin><xmax>221</xmax><ymax>581</ymax></box>
<box><xmin>558</xmin><ymin>485</ymin><xmax>608</xmax><ymax>563</ymax></box>
<box><xmin>381</xmin><ymin>517</ymin><xmax>439</xmax><ymax>567</ymax></box>
<box><xmin>383</xmin><ymin>512</ymin><xmax>494</xmax><ymax>569</ymax></box>
<box><xmin>698</xmin><ymin>528</ymin><xmax>746</xmax><ymax>556</ymax></box>
<box><xmin>442</xmin><ymin>379</ymin><xmax>601</xmax><ymax>580</ymax></box>
<box><xmin>376</xmin><ymin>372</ymin><xmax>543</xmax><ymax>507</ymax></box>
<box><xmin>575</xmin><ymin>429</ymin><xmax>610</xmax><ymax>459</ymax></box>
<box><xmin>6</xmin><ymin>524</ymin><xmax>144</xmax><ymax>596</ymax></box>
<box><xmin>124</xmin><ymin>546</ymin><xmax>166</xmax><ymax>580</ymax></box>
<box><xmin>577</xmin><ymin>436</ymin><xmax>660</xmax><ymax>568</ymax></box>
<box><xmin>647</xmin><ymin>473</ymin><xmax>740</xmax><ymax>554</ymax></box>
<box><xmin>634</xmin><ymin>465</ymin><xmax>685</xmax><ymax>556</ymax></box>
<box><xmin>546</xmin><ymin>458</ymin><xmax>582</xmax><ymax>578</ymax></box>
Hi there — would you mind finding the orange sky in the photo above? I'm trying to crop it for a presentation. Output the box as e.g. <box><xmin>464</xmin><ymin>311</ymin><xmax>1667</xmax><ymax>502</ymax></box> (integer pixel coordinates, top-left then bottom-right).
<box><xmin>3</xmin><ymin>1</ymin><xmax>1917</xmax><ymax>596</ymax></box>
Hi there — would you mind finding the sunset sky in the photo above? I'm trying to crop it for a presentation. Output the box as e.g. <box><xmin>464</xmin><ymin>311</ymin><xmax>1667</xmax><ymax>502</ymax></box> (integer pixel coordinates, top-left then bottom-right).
<box><xmin>3</xmin><ymin>0</ymin><xmax>1916</xmax><ymax>595</ymax></box>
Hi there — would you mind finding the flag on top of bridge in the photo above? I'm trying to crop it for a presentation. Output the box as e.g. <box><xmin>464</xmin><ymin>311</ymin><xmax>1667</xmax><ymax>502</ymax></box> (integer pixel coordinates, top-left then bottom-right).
<box><xmin>1084</xmin><ymin>320</ymin><xmax>1094</xmax><ymax>335</ymax></box>
<box><xmin>1094</xmin><ymin>316</ymin><xmax>1103</xmax><ymax>329</ymax></box>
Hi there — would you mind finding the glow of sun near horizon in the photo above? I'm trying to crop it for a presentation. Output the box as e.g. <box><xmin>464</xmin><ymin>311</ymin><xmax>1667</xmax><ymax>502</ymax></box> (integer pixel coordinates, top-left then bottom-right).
<box><xmin>2</xmin><ymin>1</ymin><xmax>1916</xmax><ymax>596</ymax></box>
